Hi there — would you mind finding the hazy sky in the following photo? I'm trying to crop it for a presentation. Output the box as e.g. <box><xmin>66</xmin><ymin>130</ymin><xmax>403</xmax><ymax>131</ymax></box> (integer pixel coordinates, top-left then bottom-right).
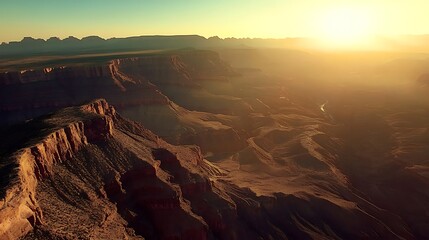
<box><xmin>2</xmin><ymin>0</ymin><xmax>429</xmax><ymax>42</ymax></box>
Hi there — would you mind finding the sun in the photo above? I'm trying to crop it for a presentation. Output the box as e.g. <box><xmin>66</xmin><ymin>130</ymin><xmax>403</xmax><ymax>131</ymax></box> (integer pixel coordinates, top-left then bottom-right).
<box><xmin>316</xmin><ymin>6</ymin><xmax>376</xmax><ymax>48</ymax></box>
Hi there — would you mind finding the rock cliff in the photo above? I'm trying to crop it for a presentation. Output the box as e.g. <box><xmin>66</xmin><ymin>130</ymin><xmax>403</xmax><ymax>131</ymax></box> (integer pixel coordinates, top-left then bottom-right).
<box><xmin>0</xmin><ymin>99</ymin><xmax>115</xmax><ymax>239</ymax></box>
<box><xmin>0</xmin><ymin>99</ymin><xmax>242</xmax><ymax>239</ymax></box>
<box><xmin>0</xmin><ymin>99</ymin><xmax>417</xmax><ymax>239</ymax></box>
<box><xmin>0</xmin><ymin>50</ymin><xmax>245</xmax><ymax>156</ymax></box>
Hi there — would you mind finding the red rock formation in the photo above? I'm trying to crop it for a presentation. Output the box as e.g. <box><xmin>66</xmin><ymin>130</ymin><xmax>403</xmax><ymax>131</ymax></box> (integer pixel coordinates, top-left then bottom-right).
<box><xmin>0</xmin><ymin>99</ymin><xmax>217</xmax><ymax>239</ymax></box>
<box><xmin>0</xmin><ymin>99</ymin><xmax>117</xmax><ymax>239</ymax></box>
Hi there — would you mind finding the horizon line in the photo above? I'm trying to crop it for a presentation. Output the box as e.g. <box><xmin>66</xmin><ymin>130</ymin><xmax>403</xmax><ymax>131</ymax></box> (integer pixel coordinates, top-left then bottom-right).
<box><xmin>3</xmin><ymin>33</ymin><xmax>429</xmax><ymax>45</ymax></box>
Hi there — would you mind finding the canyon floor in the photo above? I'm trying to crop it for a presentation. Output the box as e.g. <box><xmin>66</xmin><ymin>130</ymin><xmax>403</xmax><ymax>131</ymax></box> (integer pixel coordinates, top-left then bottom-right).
<box><xmin>1</xmin><ymin>47</ymin><xmax>429</xmax><ymax>239</ymax></box>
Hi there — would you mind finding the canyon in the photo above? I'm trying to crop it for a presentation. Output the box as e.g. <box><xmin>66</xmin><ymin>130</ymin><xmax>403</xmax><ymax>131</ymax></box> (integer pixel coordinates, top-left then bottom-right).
<box><xmin>0</xmin><ymin>47</ymin><xmax>429</xmax><ymax>239</ymax></box>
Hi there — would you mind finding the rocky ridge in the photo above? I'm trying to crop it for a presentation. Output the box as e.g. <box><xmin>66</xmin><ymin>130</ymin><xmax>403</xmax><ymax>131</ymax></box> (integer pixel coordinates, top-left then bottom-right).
<box><xmin>0</xmin><ymin>100</ymin><xmax>115</xmax><ymax>238</ymax></box>
<box><xmin>0</xmin><ymin>51</ymin><xmax>245</xmax><ymax>155</ymax></box>
<box><xmin>0</xmin><ymin>99</ymin><xmax>249</xmax><ymax>239</ymax></box>
<box><xmin>0</xmin><ymin>99</ymin><xmax>419</xmax><ymax>240</ymax></box>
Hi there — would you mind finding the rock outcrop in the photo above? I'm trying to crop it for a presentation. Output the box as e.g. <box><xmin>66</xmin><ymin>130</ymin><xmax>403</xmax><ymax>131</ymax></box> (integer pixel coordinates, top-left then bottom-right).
<box><xmin>0</xmin><ymin>50</ymin><xmax>245</xmax><ymax>156</ymax></box>
<box><xmin>0</xmin><ymin>99</ymin><xmax>114</xmax><ymax>239</ymax></box>
<box><xmin>1</xmin><ymin>99</ymin><xmax>241</xmax><ymax>239</ymax></box>
<box><xmin>0</xmin><ymin>66</ymin><xmax>111</xmax><ymax>86</ymax></box>
<box><xmin>0</xmin><ymin>99</ymin><xmax>419</xmax><ymax>240</ymax></box>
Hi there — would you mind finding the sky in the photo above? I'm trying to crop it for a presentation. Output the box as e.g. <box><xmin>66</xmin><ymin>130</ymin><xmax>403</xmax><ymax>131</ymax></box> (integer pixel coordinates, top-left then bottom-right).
<box><xmin>2</xmin><ymin>0</ymin><xmax>429</xmax><ymax>43</ymax></box>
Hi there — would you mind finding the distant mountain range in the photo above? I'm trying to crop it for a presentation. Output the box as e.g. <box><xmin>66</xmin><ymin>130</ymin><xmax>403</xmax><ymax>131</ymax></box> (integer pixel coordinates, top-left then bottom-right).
<box><xmin>3</xmin><ymin>34</ymin><xmax>429</xmax><ymax>58</ymax></box>
<box><xmin>0</xmin><ymin>35</ymin><xmax>311</xmax><ymax>58</ymax></box>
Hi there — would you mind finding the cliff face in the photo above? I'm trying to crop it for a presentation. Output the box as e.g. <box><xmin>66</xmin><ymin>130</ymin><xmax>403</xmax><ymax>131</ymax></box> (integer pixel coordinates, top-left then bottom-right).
<box><xmin>0</xmin><ymin>61</ymin><xmax>167</xmax><ymax>116</ymax></box>
<box><xmin>1</xmin><ymin>99</ymin><xmax>241</xmax><ymax>239</ymax></box>
<box><xmin>0</xmin><ymin>99</ymin><xmax>262</xmax><ymax>239</ymax></box>
<box><xmin>0</xmin><ymin>50</ymin><xmax>245</xmax><ymax>155</ymax></box>
<box><xmin>0</xmin><ymin>99</ymin><xmax>418</xmax><ymax>240</ymax></box>
<box><xmin>112</xmin><ymin>50</ymin><xmax>238</xmax><ymax>85</ymax></box>
<box><xmin>0</xmin><ymin>99</ymin><xmax>114</xmax><ymax>239</ymax></box>
<box><xmin>0</xmin><ymin>65</ymin><xmax>111</xmax><ymax>86</ymax></box>
<box><xmin>0</xmin><ymin>50</ymin><xmax>235</xmax><ymax>122</ymax></box>
<box><xmin>0</xmin><ymin>50</ymin><xmax>235</xmax><ymax>87</ymax></box>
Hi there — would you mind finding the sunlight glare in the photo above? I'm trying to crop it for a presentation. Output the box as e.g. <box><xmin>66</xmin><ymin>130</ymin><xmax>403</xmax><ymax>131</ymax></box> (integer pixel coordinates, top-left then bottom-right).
<box><xmin>316</xmin><ymin>6</ymin><xmax>376</xmax><ymax>49</ymax></box>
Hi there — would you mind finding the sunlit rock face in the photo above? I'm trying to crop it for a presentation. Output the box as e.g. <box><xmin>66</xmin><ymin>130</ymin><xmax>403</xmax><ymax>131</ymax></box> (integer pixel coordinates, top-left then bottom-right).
<box><xmin>0</xmin><ymin>100</ymin><xmax>113</xmax><ymax>239</ymax></box>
